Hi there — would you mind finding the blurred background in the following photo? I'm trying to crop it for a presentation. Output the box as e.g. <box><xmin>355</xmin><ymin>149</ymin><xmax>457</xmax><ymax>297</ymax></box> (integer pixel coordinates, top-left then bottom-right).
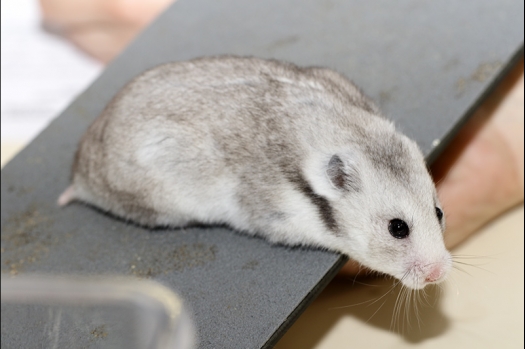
<box><xmin>1</xmin><ymin>0</ymin><xmax>102</xmax><ymax>166</ymax></box>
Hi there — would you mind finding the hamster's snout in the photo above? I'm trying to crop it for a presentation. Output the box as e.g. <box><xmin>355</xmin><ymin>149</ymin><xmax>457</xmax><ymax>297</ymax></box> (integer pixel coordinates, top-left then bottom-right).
<box><xmin>424</xmin><ymin>265</ymin><xmax>447</xmax><ymax>284</ymax></box>
<box><xmin>423</xmin><ymin>257</ymin><xmax>451</xmax><ymax>287</ymax></box>
<box><xmin>404</xmin><ymin>253</ymin><xmax>451</xmax><ymax>289</ymax></box>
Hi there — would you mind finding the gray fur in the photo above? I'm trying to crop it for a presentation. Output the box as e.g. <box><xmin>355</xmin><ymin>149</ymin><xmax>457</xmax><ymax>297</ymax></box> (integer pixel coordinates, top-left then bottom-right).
<box><xmin>61</xmin><ymin>56</ymin><xmax>451</xmax><ymax>289</ymax></box>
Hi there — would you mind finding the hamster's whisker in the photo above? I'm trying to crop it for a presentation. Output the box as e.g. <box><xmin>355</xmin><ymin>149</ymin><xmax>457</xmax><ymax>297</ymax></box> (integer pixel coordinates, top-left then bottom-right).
<box><xmin>432</xmin><ymin>175</ymin><xmax>446</xmax><ymax>187</ymax></box>
<box><xmin>349</xmin><ymin>273</ymin><xmax>410</xmax><ymax>330</ymax></box>
<box><xmin>448</xmin><ymin>274</ymin><xmax>462</xmax><ymax>296</ymax></box>
<box><xmin>390</xmin><ymin>270</ymin><xmax>413</xmax><ymax>333</ymax></box>
<box><xmin>451</xmin><ymin>264</ymin><xmax>472</xmax><ymax>277</ymax></box>
<box><xmin>414</xmin><ymin>288</ymin><xmax>423</xmax><ymax>331</ymax></box>
<box><xmin>362</xmin><ymin>280</ymin><xmax>399</xmax><ymax>307</ymax></box>
<box><xmin>452</xmin><ymin>253</ymin><xmax>496</xmax><ymax>259</ymax></box>
<box><xmin>420</xmin><ymin>285</ymin><xmax>433</xmax><ymax>307</ymax></box>
<box><xmin>453</xmin><ymin>260</ymin><xmax>491</xmax><ymax>268</ymax></box>
<box><xmin>405</xmin><ymin>286</ymin><xmax>413</xmax><ymax>332</ymax></box>
<box><xmin>397</xmin><ymin>285</ymin><xmax>411</xmax><ymax>333</ymax></box>
<box><xmin>329</xmin><ymin>276</ymin><xmax>398</xmax><ymax>310</ymax></box>
<box><xmin>365</xmin><ymin>296</ymin><xmax>390</xmax><ymax>325</ymax></box>
<box><xmin>338</xmin><ymin>274</ymin><xmax>379</xmax><ymax>287</ymax></box>
<box><xmin>406</xmin><ymin>288</ymin><xmax>414</xmax><ymax>332</ymax></box>
<box><xmin>452</xmin><ymin>255</ymin><xmax>496</xmax><ymax>268</ymax></box>
<box><xmin>399</xmin><ymin>286</ymin><xmax>410</xmax><ymax>333</ymax></box>
<box><xmin>452</xmin><ymin>259</ymin><xmax>495</xmax><ymax>274</ymax></box>
<box><xmin>329</xmin><ymin>298</ymin><xmax>380</xmax><ymax>309</ymax></box>
<box><xmin>348</xmin><ymin>279</ymin><xmax>381</xmax><ymax>287</ymax></box>
<box><xmin>391</xmin><ymin>284</ymin><xmax>404</xmax><ymax>331</ymax></box>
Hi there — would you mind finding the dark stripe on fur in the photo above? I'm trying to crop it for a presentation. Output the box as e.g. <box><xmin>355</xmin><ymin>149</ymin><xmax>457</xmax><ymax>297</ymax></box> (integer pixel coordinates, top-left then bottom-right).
<box><xmin>287</xmin><ymin>172</ymin><xmax>338</xmax><ymax>233</ymax></box>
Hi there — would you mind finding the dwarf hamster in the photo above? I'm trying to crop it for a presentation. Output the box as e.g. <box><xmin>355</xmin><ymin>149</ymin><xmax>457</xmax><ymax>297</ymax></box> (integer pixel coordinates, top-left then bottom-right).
<box><xmin>59</xmin><ymin>56</ymin><xmax>451</xmax><ymax>289</ymax></box>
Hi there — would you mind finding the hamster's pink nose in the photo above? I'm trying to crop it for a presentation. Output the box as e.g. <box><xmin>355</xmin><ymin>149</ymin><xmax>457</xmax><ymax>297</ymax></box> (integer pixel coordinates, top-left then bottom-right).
<box><xmin>425</xmin><ymin>266</ymin><xmax>444</xmax><ymax>283</ymax></box>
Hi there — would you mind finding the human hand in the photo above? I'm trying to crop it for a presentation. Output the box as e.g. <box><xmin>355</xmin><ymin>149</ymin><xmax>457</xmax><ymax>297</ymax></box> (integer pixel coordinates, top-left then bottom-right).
<box><xmin>39</xmin><ymin>0</ymin><xmax>175</xmax><ymax>63</ymax></box>
<box><xmin>340</xmin><ymin>59</ymin><xmax>524</xmax><ymax>277</ymax></box>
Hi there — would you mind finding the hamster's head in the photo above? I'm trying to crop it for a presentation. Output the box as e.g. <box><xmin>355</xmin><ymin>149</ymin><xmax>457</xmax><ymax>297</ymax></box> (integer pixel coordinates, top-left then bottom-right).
<box><xmin>308</xmin><ymin>128</ymin><xmax>451</xmax><ymax>290</ymax></box>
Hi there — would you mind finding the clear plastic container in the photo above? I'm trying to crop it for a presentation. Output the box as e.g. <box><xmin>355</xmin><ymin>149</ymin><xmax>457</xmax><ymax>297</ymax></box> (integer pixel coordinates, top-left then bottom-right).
<box><xmin>1</xmin><ymin>274</ymin><xmax>196</xmax><ymax>349</ymax></box>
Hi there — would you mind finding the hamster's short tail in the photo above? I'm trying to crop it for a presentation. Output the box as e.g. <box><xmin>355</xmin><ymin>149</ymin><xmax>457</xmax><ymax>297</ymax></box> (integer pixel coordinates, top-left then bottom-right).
<box><xmin>57</xmin><ymin>185</ymin><xmax>75</xmax><ymax>206</ymax></box>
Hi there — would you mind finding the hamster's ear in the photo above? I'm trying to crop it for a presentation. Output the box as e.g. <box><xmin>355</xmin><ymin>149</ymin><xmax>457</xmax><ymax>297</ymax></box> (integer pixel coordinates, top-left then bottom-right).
<box><xmin>326</xmin><ymin>154</ymin><xmax>360</xmax><ymax>192</ymax></box>
<box><xmin>304</xmin><ymin>152</ymin><xmax>360</xmax><ymax>200</ymax></box>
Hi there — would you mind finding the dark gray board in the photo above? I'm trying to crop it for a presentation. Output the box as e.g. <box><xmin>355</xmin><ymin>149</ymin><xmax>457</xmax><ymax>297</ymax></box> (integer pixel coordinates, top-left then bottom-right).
<box><xmin>1</xmin><ymin>0</ymin><xmax>523</xmax><ymax>348</ymax></box>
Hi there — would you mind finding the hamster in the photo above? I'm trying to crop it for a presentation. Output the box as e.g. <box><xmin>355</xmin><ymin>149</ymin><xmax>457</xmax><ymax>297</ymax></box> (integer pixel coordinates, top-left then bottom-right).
<box><xmin>59</xmin><ymin>56</ymin><xmax>451</xmax><ymax>290</ymax></box>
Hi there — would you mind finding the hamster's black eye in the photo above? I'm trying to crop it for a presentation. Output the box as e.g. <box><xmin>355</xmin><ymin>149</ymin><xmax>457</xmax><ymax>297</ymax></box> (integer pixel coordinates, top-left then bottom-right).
<box><xmin>435</xmin><ymin>207</ymin><xmax>443</xmax><ymax>221</ymax></box>
<box><xmin>389</xmin><ymin>219</ymin><xmax>409</xmax><ymax>239</ymax></box>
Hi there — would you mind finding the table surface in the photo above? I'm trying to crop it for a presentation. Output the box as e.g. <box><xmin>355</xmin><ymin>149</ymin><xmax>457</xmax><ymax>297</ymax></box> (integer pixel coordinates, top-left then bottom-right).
<box><xmin>1</xmin><ymin>0</ymin><xmax>523</xmax><ymax>348</ymax></box>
